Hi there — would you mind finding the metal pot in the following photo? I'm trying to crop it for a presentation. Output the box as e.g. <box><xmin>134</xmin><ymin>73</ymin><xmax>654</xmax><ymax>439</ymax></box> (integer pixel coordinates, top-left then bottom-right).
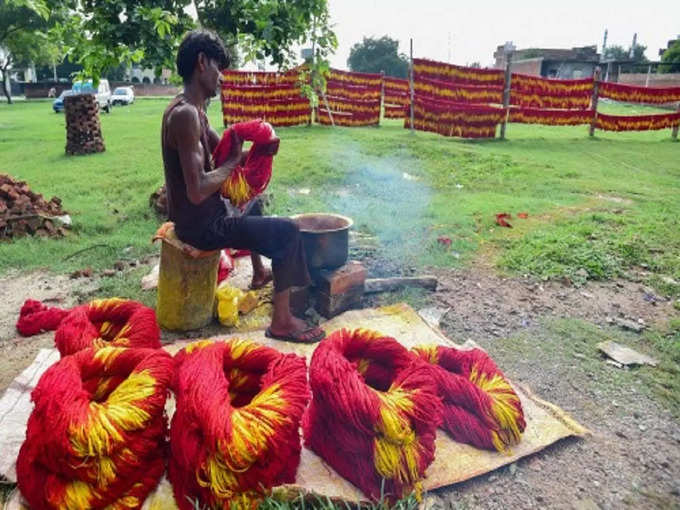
<box><xmin>291</xmin><ymin>213</ymin><xmax>353</xmax><ymax>270</ymax></box>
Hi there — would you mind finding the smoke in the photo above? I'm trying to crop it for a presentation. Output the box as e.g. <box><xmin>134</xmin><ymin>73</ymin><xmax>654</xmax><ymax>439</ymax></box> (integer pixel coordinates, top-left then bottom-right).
<box><xmin>327</xmin><ymin>143</ymin><xmax>433</xmax><ymax>276</ymax></box>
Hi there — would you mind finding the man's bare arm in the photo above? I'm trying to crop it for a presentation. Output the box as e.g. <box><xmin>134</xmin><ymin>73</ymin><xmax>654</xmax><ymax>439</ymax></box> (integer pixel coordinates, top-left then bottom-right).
<box><xmin>170</xmin><ymin>105</ymin><xmax>241</xmax><ymax>205</ymax></box>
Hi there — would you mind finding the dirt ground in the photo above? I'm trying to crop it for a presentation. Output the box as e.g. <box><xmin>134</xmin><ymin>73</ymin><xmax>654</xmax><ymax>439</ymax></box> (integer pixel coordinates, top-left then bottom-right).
<box><xmin>1</xmin><ymin>262</ymin><xmax>679</xmax><ymax>509</ymax></box>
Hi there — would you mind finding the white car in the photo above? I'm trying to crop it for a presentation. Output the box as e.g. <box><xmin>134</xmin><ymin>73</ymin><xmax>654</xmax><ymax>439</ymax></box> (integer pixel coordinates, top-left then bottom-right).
<box><xmin>112</xmin><ymin>86</ymin><xmax>135</xmax><ymax>106</ymax></box>
<box><xmin>72</xmin><ymin>79</ymin><xmax>112</xmax><ymax>113</ymax></box>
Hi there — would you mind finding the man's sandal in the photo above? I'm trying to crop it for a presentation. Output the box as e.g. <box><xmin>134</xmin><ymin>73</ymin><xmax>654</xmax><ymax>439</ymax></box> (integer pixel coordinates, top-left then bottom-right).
<box><xmin>265</xmin><ymin>326</ymin><xmax>325</xmax><ymax>344</ymax></box>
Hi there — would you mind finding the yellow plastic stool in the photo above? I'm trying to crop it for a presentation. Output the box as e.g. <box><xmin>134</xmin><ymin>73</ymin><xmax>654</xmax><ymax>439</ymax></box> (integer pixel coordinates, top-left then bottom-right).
<box><xmin>154</xmin><ymin>223</ymin><xmax>220</xmax><ymax>331</ymax></box>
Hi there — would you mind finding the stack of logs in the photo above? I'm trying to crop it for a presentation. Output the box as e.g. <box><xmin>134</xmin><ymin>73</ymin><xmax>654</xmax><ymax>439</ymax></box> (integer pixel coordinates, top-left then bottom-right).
<box><xmin>0</xmin><ymin>174</ymin><xmax>68</xmax><ymax>239</ymax></box>
<box><xmin>64</xmin><ymin>94</ymin><xmax>105</xmax><ymax>155</ymax></box>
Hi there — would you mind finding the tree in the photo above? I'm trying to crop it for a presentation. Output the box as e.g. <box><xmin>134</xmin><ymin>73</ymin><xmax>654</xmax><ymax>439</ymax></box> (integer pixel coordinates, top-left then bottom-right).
<box><xmin>347</xmin><ymin>36</ymin><xmax>408</xmax><ymax>78</ymax></box>
<box><xmin>0</xmin><ymin>0</ymin><xmax>57</xmax><ymax>103</ymax></box>
<box><xmin>603</xmin><ymin>44</ymin><xmax>649</xmax><ymax>72</ymax></box>
<box><xmin>660</xmin><ymin>40</ymin><xmax>680</xmax><ymax>73</ymax></box>
<box><xmin>47</xmin><ymin>0</ymin><xmax>195</xmax><ymax>87</ymax></box>
<box><xmin>193</xmin><ymin>0</ymin><xmax>335</xmax><ymax>69</ymax></box>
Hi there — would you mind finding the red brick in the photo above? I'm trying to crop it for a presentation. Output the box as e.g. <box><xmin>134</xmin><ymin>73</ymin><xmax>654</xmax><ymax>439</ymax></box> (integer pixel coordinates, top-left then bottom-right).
<box><xmin>315</xmin><ymin>261</ymin><xmax>367</xmax><ymax>296</ymax></box>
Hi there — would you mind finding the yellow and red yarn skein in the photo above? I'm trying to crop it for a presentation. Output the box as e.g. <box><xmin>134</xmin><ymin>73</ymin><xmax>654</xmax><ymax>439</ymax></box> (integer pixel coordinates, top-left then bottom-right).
<box><xmin>16</xmin><ymin>297</ymin><xmax>161</xmax><ymax>357</ymax></box>
<box><xmin>213</xmin><ymin>119</ymin><xmax>277</xmax><ymax>207</ymax></box>
<box><xmin>16</xmin><ymin>346</ymin><xmax>174</xmax><ymax>510</ymax></box>
<box><xmin>55</xmin><ymin>298</ymin><xmax>161</xmax><ymax>357</ymax></box>
<box><xmin>412</xmin><ymin>345</ymin><xmax>526</xmax><ymax>453</ymax></box>
<box><xmin>169</xmin><ymin>338</ymin><xmax>310</xmax><ymax>510</ymax></box>
<box><xmin>303</xmin><ymin>328</ymin><xmax>442</xmax><ymax>503</ymax></box>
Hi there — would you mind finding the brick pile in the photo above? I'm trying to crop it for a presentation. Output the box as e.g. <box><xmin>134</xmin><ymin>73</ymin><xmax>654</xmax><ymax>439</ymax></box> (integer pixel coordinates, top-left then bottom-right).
<box><xmin>0</xmin><ymin>174</ymin><xmax>68</xmax><ymax>239</ymax></box>
<box><xmin>64</xmin><ymin>94</ymin><xmax>105</xmax><ymax>155</ymax></box>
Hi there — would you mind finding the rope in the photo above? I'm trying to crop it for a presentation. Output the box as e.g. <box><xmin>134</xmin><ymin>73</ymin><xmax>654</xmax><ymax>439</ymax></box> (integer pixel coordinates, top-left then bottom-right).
<box><xmin>213</xmin><ymin>120</ymin><xmax>277</xmax><ymax>207</ymax></box>
<box><xmin>169</xmin><ymin>338</ymin><xmax>309</xmax><ymax>510</ymax></box>
<box><xmin>303</xmin><ymin>328</ymin><xmax>441</xmax><ymax>503</ymax></box>
<box><xmin>16</xmin><ymin>346</ymin><xmax>174</xmax><ymax>510</ymax></box>
<box><xmin>16</xmin><ymin>298</ymin><xmax>161</xmax><ymax>357</ymax></box>
<box><xmin>412</xmin><ymin>345</ymin><xmax>526</xmax><ymax>453</ymax></box>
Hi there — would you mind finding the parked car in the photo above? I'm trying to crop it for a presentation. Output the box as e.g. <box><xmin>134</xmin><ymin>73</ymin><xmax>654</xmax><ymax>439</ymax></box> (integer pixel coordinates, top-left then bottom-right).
<box><xmin>72</xmin><ymin>79</ymin><xmax>112</xmax><ymax>113</ymax></box>
<box><xmin>52</xmin><ymin>89</ymin><xmax>73</xmax><ymax>113</ymax></box>
<box><xmin>111</xmin><ymin>86</ymin><xmax>135</xmax><ymax>106</ymax></box>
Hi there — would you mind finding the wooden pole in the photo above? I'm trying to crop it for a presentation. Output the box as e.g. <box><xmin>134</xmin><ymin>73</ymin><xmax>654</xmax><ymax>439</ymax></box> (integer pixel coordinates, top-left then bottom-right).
<box><xmin>409</xmin><ymin>38</ymin><xmax>415</xmax><ymax>133</ymax></box>
<box><xmin>500</xmin><ymin>52</ymin><xmax>513</xmax><ymax>140</ymax></box>
<box><xmin>645</xmin><ymin>64</ymin><xmax>652</xmax><ymax>87</ymax></box>
<box><xmin>589</xmin><ymin>67</ymin><xmax>601</xmax><ymax>137</ymax></box>
<box><xmin>321</xmin><ymin>89</ymin><xmax>335</xmax><ymax>127</ymax></box>
<box><xmin>380</xmin><ymin>70</ymin><xmax>385</xmax><ymax>120</ymax></box>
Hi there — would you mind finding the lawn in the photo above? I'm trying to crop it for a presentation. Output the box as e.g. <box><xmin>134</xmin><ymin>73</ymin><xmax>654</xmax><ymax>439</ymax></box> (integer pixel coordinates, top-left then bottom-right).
<box><xmin>1</xmin><ymin>98</ymin><xmax>678</xmax><ymax>301</ymax></box>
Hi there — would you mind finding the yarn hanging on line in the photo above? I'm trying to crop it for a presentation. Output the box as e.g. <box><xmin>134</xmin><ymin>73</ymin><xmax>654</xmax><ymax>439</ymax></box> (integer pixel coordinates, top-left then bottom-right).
<box><xmin>169</xmin><ymin>338</ymin><xmax>309</xmax><ymax>510</ymax></box>
<box><xmin>212</xmin><ymin>119</ymin><xmax>279</xmax><ymax>207</ymax></box>
<box><xmin>16</xmin><ymin>297</ymin><xmax>161</xmax><ymax>357</ymax></box>
<box><xmin>412</xmin><ymin>345</ymin><xmax>526</xmax><ymax>453</ymax></box>
<box><xmin>303</xmin><ymin>328</ymin><xmax>442</xmax><ymax>503</ymax></box>
<box><xmin>16</xmin><ymin>346</ymin><xmax>174</xmax><ymax>510</ymax></box>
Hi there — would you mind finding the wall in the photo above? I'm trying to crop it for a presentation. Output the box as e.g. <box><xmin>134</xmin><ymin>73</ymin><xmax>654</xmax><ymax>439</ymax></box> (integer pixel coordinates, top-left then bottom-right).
<box><xmin>110</xmin><ymin>82</ymin><xmax>180</xmax><ymax>97</ymax></box>
<box><xmin>22</xmin><ymin>81</ymin><xmax>180</xmax><ymax>98</ymax></box>
<box><xmin>618</xmin><ymin>73</ymin><xmax>680</xmax><ymax>88</ymax></box>
<box><xmin>509</xmin><ymin>58</ymin><xmax>543</xmax><ymax>76</ymax></box>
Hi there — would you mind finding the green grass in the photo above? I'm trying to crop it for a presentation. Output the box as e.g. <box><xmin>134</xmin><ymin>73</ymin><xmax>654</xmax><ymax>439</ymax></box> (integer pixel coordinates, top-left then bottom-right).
<box><xmin>1</xmin><ymin>98</ymin><xmax>679</xmax><ymax>299</ymax></box>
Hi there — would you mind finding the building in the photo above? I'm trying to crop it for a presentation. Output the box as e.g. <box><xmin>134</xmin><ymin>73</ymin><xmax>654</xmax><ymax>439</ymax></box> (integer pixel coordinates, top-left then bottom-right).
<box><xmin>493</xmin><ymin>45</ymin><xmax>601</xmax><ymax>79</ymax></box>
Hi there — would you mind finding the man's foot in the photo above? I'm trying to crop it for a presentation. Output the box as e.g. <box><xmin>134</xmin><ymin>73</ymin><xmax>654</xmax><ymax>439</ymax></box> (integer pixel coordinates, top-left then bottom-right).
<box><xmin>266</xmin><ymin>316</ymin><xmax>325</xmax><ymax>344</ymax></box>
<box><xmin>250</xmin><ymin>268</ymin><xmax>273</xmax><ymax>290</ymax></box>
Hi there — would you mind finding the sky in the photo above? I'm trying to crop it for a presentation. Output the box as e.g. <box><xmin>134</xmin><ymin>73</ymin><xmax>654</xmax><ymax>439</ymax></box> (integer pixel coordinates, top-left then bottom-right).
<box><xmin>322</xmin><ymin>0</ymin><xmax>680</xmax><ymax>69</ymax></box>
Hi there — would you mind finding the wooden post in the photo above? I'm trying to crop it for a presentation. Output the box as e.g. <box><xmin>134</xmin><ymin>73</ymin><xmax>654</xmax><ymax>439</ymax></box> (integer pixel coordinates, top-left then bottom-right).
<box><xmin>380</xmin><ymin>70</ymin><xmax>385</xmax><ymax>120</ymax></box>
<box><xmin>500</xmin><ymin>52</ymin><xmax>513</xmax><ymax>140</ymax></box>
<box><xmin>645</xmin><ymin>64</ymin><xmax>652</xmax><ymax>87</ymax></box>
<box><xmin>409</xmin><ymin>38</ymin><xmax>415</xmax><ymax>133</ymax></box>
<box><xmin>321</xmin><ymin>89</ymin><xmax>335</xmax><ymax>127</ymax></box>
<box><xmin>589</xmin><ymin>67</ymin><xmax>601</xmax><ymax>137</ymax></box>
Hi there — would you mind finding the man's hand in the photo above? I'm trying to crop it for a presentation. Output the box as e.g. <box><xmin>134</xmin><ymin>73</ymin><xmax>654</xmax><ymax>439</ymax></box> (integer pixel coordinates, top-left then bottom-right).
<box><xmin>221</xmin><ymin>130</ymin><xmax>244</xmax><ymax>169</ymax></box>
<box><xmin>254</xmin><ymin>136</ymin><xmax>280</xmax><ymax>156</ymax></box>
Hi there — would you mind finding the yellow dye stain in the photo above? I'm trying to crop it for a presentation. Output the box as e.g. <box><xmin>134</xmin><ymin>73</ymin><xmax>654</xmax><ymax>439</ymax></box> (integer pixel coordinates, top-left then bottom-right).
<box><xmin>373</xmin><ymin>387</ymin><xmax>424</xmax><ymax>500</ymax></box>
<box><xmin>93</xmin><ymin>346</ymin><xmax>125</xmax><ymax>369</ymax></box>
<box><xmin>198</xmin><ymin>383</ymin><xmax>290</xmax><ymax>503</ymax></box>
<box><xmin>356</xmin><ymin>358</ymin><xmax>370</xmax><ymax>375</ymax></box>
<box><xmin>228</xmin><ymin>338</ymin><xmax>260</xmax><ymax>360</ymax></box>
<box><xmin>411</xmin><ymin>344</ymin><xmax>439</xmax><ymax>364</ymax></box>
<box><xmin>223</xmin><ymin>172</ymin><xmax>252</xmax><ymax>206</ymax></box>
<box><xmin>185</xmin><ymin>339</ymin><xmax>214</xmax><ymax>354</ymax></box>
<box><xmin>57</xmin><ymin>479</ymin><xmax>96</xmax><ymax>509</ymax></box>
<box><xmin>69</xmin><ymin>370</ymin><xmax>157</xmax><ymax>459</ymax></box>
<box><xmin>470</xmin><ymin>366</ymin><xmax>523</xmax><ymax>452</ymax></box>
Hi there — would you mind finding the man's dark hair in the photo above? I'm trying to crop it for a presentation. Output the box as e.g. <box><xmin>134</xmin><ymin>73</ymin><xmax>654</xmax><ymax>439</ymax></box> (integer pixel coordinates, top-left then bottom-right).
<box><xmin>176</xmin><ymin>30</ymin><xmax>230</xmax><ymax>82</ymax></box>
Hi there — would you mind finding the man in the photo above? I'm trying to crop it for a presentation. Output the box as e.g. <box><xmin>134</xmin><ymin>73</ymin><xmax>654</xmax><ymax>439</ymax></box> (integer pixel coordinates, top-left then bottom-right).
<box><xmin>161</xmin><ymin>29</ymin><xmax>324</xmax><ymax>343</ymax></box>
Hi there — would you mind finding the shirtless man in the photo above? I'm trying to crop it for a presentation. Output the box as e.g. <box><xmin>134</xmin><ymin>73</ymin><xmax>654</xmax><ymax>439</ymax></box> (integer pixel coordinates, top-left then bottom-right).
<box><xmin>161</xmin><ymin>29</ymin><xmax>324</xmax><ymax>343</ymax></box>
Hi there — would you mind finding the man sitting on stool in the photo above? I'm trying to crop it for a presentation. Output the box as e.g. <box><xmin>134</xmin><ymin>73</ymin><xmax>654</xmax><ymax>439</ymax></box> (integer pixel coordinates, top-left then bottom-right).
<box><xmin>160</xmin><ymin>29</ymin><xmax>324</xmax><ymax>343</ymax></box>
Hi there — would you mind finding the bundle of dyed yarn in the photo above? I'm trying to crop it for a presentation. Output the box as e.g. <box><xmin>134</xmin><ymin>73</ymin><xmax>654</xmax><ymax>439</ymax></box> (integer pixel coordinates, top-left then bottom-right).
<box><xmin>212</xmin><ymin>119</ymin><xmax>278</xmax><ymax>206</ymax></box>
<box><xmin>303</xmin><ymin>328</ymin><xmax>441</xmax><ymax>502</ymax></box>
<box><xmin>412</xmin><ymin>345</ymin><xmax>526</xmax><ymax>453</ymax></box>
<box><xmin>16</xmin><ymin>346</ymin><xmax>174</xmax><ymax>510</ymax></box>
<box><xmin>169</xmin><ymin>339</ymin><xmax>309</xmax><ymax>510</ymax></box>
<box><xmin>17</xmin><ymin>298</ymin><xmax>161</xmax><ymax>357</ymax></box>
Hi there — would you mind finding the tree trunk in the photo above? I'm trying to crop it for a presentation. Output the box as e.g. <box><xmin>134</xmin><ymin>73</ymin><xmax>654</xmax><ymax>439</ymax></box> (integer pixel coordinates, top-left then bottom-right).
<box><xmin>0</xmin><ymin>66</ymin><xmax>13</xmax><ymax>105</ymax></box>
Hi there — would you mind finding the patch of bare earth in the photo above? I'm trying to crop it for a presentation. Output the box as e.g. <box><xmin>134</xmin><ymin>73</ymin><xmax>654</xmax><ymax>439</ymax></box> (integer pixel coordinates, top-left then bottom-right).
<box><xmin>424</xmin><ymin>267</ymin><xmax>680</xmax><ymax>510</ymax></box>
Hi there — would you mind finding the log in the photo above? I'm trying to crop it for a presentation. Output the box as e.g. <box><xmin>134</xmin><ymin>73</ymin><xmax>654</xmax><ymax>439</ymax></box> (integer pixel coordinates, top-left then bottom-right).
<box><xmin>364</xmin><ymin>276</ymin><xmax>438</xmax><ymax>294</ymax></box>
